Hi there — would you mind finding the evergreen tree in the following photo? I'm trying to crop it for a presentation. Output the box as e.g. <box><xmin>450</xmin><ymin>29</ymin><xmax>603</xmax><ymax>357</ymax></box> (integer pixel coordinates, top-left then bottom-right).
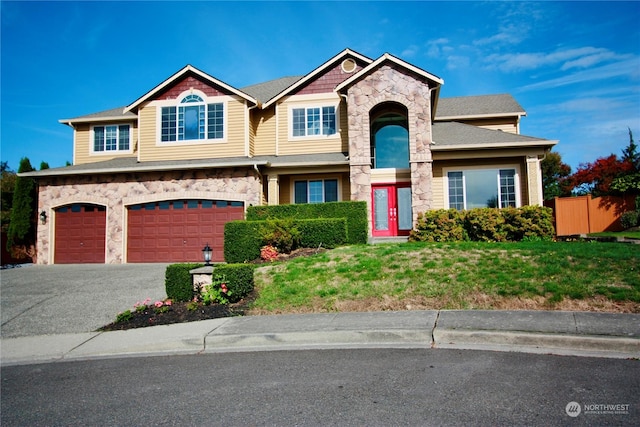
<box><xmin>541</xmin><ymin>151</ymin><xmax>572</xmax><ymax>200</ymax></box>
<box><xmin>6</xmin><ymin>158</ymin><xmax>36</xmax><ymax>256</ymax></box>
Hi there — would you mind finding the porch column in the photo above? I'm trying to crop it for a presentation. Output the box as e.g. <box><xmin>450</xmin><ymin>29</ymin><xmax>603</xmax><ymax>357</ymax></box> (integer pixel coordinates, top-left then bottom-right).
<box><xmin>268</xmin><ymin>175</ymin><xmax>279</xmax><ymax>205</ymax></box>
<box><xmin>526</xmin><ymin>155</ymin><xmax>543</xmax><ymax>206</ymax></box>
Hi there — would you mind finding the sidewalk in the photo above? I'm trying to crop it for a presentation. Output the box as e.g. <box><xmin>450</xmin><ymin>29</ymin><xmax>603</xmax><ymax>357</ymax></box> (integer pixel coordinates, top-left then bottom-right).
<box><xmin>2</xmin><ymin>310</ymin><xmax>639</xmax><ymax>366</ymax></box>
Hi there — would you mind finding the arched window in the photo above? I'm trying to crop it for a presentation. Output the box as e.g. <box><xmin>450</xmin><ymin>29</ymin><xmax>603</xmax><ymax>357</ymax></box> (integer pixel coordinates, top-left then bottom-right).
<box><xmin>161</xmin><ymin>92</ymin><xmax>224</xmax><ymax>142</ymax></box>
<box><xmin>370</xmin><ymin>103</ymin><xmax>409</xmax><ymax>169</ymax></box>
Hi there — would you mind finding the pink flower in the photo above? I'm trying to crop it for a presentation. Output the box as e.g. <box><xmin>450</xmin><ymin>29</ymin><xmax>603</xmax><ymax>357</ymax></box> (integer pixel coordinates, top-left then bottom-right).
<box><xmin>165</xmin><ymin>300</ymin><xmax>172</xmax><ymax>306</ymax></box>
<box><xmin>154</xmin><ymin>301</ymin><xmax>164</xmax><ymax>308</ymax></box>
<box><xmin>221</xmin><ymin>284</ymin><xmax>228</xmax><ymax>293</ymax></box>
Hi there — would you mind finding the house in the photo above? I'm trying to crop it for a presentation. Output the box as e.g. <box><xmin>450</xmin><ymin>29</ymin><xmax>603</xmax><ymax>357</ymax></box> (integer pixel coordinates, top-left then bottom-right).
<box><xmin>24</xmin><ymin>49</ymin><xmax>557</xmax><ymax>264</ymax></box>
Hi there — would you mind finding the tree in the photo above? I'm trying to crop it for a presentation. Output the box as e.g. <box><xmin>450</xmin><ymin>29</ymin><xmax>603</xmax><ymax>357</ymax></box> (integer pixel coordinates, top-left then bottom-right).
<box><xmin>6</xmin><ymin>158</ymin><xmax>36</xmax><ymax>259</ymax></box>
<box><xmin>622</xmin><ymin>128</ymin><xmax>639</xmax><ymax>168</ymax></box>
<box><xmin>566</xmin><ymin>154</ymin><xmax>634</xmax><ymax>196</ymax></box>
<box><xmin>1</xmin><ymin>162</ymin><xmax>17</xmax><ymax>233</ymax></box>
<box><xmin>541</xmin><ymin>151</ymin><xmax>572</xmax><ymax>200</ymax></box>
<box><xmin>611</xmin><ymin>129</ymin><xmax>640</xmax><ymax>195</ymax></box>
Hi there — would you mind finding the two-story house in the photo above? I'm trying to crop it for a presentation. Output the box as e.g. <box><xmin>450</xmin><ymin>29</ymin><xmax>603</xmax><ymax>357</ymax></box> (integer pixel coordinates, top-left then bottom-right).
<box><xmin>25</xmin><ymin>49</ymin><xmax>557</xmax><ymax>264</ymax></box>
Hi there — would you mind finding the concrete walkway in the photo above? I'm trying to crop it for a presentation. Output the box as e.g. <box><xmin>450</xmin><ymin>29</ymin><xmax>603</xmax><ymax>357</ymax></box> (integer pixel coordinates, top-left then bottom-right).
<box><xmin>2</xmin><ymin>310</ymin><xmax>639</xmax><ymax>366</ymax></box>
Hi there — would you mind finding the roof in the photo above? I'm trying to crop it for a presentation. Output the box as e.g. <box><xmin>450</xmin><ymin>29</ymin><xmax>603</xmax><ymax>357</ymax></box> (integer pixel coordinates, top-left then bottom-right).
<box><xmin>19</xmin><ymin>153</ymin><xmax>349</xmax><ymax>178</ymax></box>
<box><xmin>432</xmin><ymin>122</ymin><xmax>556</xmax><ymax>150</ymax></box>
<box><xmin>241</xmin><ymin>76</ymin><xmax>303</xmax><ymax>105</ymax></box>
<box><xmin>124</xmin><ymin>65</ymin><xmax>258</xmax><ymax>113</ymax></box>
<box><xmin>435</xmin><ymin>94</ymin><xmax>525</xmax><ymax>120</ymax></box>
<box><xmin>59</xmin><ymin>106</ymin><xmax>136</xmax><ymax>125</ymax></box>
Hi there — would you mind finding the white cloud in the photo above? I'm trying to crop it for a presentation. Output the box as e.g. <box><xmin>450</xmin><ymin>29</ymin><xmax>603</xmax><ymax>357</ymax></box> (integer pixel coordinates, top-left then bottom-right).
<box><xmin>473</xmin><ymin>24</ymin><xmax>527</xmax><ymax>46</ymax></box>
<box><xmin>446</xmin><ymin>55</ymin><xmax>470</xmax><ymax>70</ymax></box>
<box><xmin>401</xmin><ymin>44</ymin><xmax>419</xmax><ymax>58</ymax></box>
<box><xmin>425</xmin><ymin>38</ymin><xmax>449</xmax><ymax>58</ymax></box>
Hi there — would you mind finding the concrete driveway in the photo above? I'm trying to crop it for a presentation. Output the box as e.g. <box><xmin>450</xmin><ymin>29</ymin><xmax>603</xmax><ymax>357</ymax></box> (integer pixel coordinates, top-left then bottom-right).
<box><xmin>1</xmin><ymin>264</ymin><xmax>169</xmax><ymax>338</ymax></box>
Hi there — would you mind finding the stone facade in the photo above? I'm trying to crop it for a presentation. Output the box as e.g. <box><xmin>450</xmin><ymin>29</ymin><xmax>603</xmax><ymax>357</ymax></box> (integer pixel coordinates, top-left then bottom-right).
<box><xmin>37</xmin><ymin>168</ymin><xmax>262</xmax><ymax>264</ymax></box>
<box><xmin>346</xmin><ymin>63</ymin><xmax>435</xmax><ymax>227</ymax></box>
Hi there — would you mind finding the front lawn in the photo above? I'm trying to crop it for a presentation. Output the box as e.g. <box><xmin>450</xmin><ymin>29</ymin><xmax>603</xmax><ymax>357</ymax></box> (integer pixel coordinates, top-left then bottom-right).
<box><xmin>588</xmin><ymin>231</ymin><xmax>640</xmax><ymax>239</ymax></box>
<box><xmin>251</xmin><ymin>241</ymin><xmax>640</xmax><ymax>313</ymax></box>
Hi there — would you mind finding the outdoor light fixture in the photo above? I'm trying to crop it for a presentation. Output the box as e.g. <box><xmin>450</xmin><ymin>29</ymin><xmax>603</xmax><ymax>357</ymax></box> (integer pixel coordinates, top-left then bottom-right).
<box><xmin>202</xmin><ymin>243</ymin><xmax>212</xmax><ymax>266</ymax></box>
<box><xmin>40</xmin><ymin>210</ymin><xmax>47</xmax><ymax>225</ymax></box>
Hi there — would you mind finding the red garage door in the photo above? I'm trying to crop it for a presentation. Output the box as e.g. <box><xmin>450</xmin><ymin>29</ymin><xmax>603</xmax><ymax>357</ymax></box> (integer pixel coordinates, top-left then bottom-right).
<box><xmin>127</xmin><ymin>199</ymin><xmax>244</xmax><ymax>263</ymax></box>
<box><xmin>55</xmin><ymin>204</ymin><xmax>106</xmax><ymax>264</ymax></box>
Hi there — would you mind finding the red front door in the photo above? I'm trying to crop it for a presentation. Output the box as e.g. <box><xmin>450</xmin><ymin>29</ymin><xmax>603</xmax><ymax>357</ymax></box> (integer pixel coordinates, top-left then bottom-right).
<box><xmin>371</xmin><ymin>184</ymin><xmax>412</xmax><ymax>237</ymax></box>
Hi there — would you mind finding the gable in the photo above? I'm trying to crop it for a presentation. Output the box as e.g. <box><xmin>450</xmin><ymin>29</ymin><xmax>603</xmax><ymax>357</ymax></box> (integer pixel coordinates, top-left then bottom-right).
<box><xmin>293</xmin><ymin>56</ymin><xmax>369</xmax><ymax>96</ymax></box>
<box><xmin>153</xmin><ymin>73</ymin><xmax>232</xmax><ymax>101</ymax></box>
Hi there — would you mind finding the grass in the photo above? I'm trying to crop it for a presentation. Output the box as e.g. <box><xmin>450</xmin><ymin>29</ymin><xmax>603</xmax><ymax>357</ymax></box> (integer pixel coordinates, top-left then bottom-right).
<box><xmin>251</xmin><ymin>241</ymin><xmax>640</xmax><ymax>314</ymax></box>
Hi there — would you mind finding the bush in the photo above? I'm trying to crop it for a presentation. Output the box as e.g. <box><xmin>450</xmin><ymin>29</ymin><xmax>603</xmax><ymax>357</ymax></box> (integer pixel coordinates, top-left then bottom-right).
<box><xmin>224</xmin><ymin>220</ymin><xmax>263</xmax><ymax>264</ymax></box>
<box><xmin>247</xmin><ymin>201</ymin><xmax>368</xmax><ymax>245</ymax></box>
<box><xmin>464</xmin><ymin>208</ymin><xmax>507</xmax><ymax>242</ymax></box>
<box><xmin>165</xmin><ymin>263</ymin><xmax>201</xmax><ymax>302</ymax></box>
<box><xmin>621</xmin><ymin>210</ymin><xmax>640</xmax><ymax>229</ymax></box>
<box><xmin>260</xmin><ymin>218</ymin><xmax>301</xmax><ymax>253</ymax></box>
<box><xmin>409</xmin><ymin>209</ymin><xmax>465</xmax><ymax>242</ymax></box>
<box><xmin>297</xmin><ymin>218</ymin><xmax>348</xmax><ymax>249</ymax></box>
<box><xmin>409</xmin><ymin>206</ymin><xmax>555</xmax><ymax>243</ymax></box>
<box><xmin>165</xmin><ymin>263</ymin><xmax>254</xmax><ymax>303</ymax></box>
<box><xmin>212</xmin><ymin>264</ymin><xmax>255</xmax><ymax>303</ymax></box>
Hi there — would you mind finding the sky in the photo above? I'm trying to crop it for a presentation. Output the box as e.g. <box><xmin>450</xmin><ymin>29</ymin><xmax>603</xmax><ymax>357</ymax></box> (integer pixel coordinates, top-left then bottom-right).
<box><xmin>1</xmin><ymin>1</ymin><xmax>639</xmax><ymax>173</ymax></box>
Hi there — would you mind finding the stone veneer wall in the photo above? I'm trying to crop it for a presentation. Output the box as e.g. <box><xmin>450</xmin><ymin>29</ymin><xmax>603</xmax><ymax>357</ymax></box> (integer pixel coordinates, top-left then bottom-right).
<box><xmin>37</xmin><ymin>168</ymin><xmax>261</xmax><ymax>264</ymax></box>
<box><xmin>346</xmin><ymin>64</ymin><xmax>435</xmax><ymax>230</ymax></box>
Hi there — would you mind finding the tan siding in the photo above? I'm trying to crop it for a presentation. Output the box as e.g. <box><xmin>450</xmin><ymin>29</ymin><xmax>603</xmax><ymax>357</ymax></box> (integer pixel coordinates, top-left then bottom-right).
<box><xmin>139</xmin><ymin>98</ymin><xmax>247</xmax><ymax>162</ymax></box>
<box><xmin>276</xmin><ymin>96</ymin><xmax>347</xmax><ymax>156</ymax></box>
<box><xmin>432</xmin><ymin>163</ymin><xmax>445</xmax><ymax>209</ymax></box>
<box><xmin>73</xmin><ymin>122</ymin><xmax>138</xmax><ymax>165</ymax></box>
<box><xmin>277</xmin><ymin>172</ymin><xmax>349</xmax><ymax>204</ymax></box>
<box><xmin>442</xmin><ymin>118</ymin><xmax>519</xmax><ymax>134</ymax></box>
<box><xmin>253</xmin><ymin>106</ymin><xmax>276</xmax><ymax>156</ymax></box>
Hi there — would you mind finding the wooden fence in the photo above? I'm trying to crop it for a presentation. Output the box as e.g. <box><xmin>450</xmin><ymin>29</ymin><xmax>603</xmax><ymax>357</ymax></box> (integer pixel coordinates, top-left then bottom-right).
<box><xmin>544</xmin><ymin>195</ymin><xmax>636</xmax><ymax>236</ymax></box>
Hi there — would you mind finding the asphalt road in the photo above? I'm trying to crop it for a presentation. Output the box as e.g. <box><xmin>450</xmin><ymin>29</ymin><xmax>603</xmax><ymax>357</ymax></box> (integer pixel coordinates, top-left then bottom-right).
<box><xmin>2</xmin><ymin>348</ymin><xmax>638</xmax><ymax>426</ymax></box>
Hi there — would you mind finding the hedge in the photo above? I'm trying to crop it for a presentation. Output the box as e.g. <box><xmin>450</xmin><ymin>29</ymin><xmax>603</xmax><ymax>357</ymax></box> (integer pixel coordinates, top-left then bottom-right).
<box><xmin>224</xmin><ymin>217</ymin><xmax>347</xmax><ymax>263</ymax></box>
<box><xmin>410</xmin><ymin>206</ymin><xmax>555</xmax><ymax>242</ymax></box>
<box><xmin>246</xmin><ymin>201</ymin><xmax>368</xmax><ymax>245</ymax></box>
<box><xmin>165</xmin><ymin>263</ymin><xmax>254</xmax><ymax>303</ymax></box>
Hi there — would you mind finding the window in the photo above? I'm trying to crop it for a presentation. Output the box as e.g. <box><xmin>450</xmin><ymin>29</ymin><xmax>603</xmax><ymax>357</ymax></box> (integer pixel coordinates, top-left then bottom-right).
<box><xmin>370</xmin><ymin>104</ymin><xmax>409</xmax><ymax>169</ymax></box>
<box><xmin>294</xmin><ymin>179</ymin><xmax>338</xmax><ymax>204</ymax></box>
<box><xmin>292</xmin><ymin>106</ymin><xmax>336</xmax><ymax>137</ymax></box>
<box><xmin>93</xmin><ymin>125</ymin><xmax>130</xmax><ymax>152</ymax></box>
<box><xmin>446</xmin><ymin>168</ymin><xmax>519</xmax><ymax>210</ymax></box>
<box><xmin>160</xmin><ymin>94</ymin><xmax>224</xmax><ymax>142</ymax></box>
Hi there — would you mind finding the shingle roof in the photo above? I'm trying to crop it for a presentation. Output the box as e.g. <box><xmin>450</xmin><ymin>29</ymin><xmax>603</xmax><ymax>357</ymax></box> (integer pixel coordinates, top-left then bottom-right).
<box><xmin>432</xmin><ymin>122</ymin><xmax>555</xmax><ymax>149</ymax></box>
<box><xmin>435</xmin><ymin>94</ymin><xmax>525</xmax><ymax>119</ymax></box>
<box><xmin>241</xmin><ymin>76</ymin><xmax>303</xmax><ymax>104</ymax></box>
<box><xmin>60</xmin><ymin>106</ymin><xmax>136</xmax><ymax>124</ymax></box>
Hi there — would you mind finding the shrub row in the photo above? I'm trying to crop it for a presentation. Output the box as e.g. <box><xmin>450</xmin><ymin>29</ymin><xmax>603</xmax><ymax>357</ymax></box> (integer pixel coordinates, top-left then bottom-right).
<box><xmin>621</xmin><ymin>210</ymin><xmax>640</xmax><ymax>229</ymax></box>
<box><xmin>409</xmin><ymin>206</ymin><xmax>555</xmax><ymax>242</ymax></box>
<box><xmin>246</xmin><ymin>201</ymin><xmax>368</xmax><ymax>245</ymax></box>
<box><xmin>165</xmin><ymin>263</ymin><xmax>254</xmax><ymax>302</ymax></box>
<box><xmin>224</xmin><ymin>218</ymin><xmax>347</xmax><ymax>263</ymax></box>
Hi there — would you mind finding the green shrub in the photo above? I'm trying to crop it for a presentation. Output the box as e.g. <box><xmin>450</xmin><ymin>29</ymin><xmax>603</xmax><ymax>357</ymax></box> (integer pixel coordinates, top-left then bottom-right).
<box><xmin>224</xmin><ymin>220</ymin><xmax>263</xmax><ymax>263</ymax></box>
<box><xmin>214</xmin><ymin>264</ymin><xmax>255</xmax><ymax>302</ymax></box>
<box><xmin>409</xmin><ymin>209</ymin><xmax>465</xmax><ymax>242</ymax></box>
<box><xmin>165</xmin><ymin>263</ymin><xmax>201</xmax><ymax>302</ymax></box>
<box><xmin>501</xmin><ymin>206</ymin><xmax>554</xmax><ymax>241</ymax></box>
<box><xmin>259</xmin><ymin>218</ymin><xmax>301</xmax><ymax>253</ymax></box>
<box><xmin>464</xmin><ymin>208</ymin><xmax>507</xmax><ymax>242</ymax></box>
<box><xmin>297</xmin><ymin>218</ymin><xmax>347</xmax><ymax>248</ymax></box>
<box><xmin>247</xmin><ymin>201</ymin><xmax>368</xmax><ymax>244</ymax></box>
<box><xmin>620</xmin><ymin>210</ymin><xmax>640</xmax><ymax>229</ymax></box>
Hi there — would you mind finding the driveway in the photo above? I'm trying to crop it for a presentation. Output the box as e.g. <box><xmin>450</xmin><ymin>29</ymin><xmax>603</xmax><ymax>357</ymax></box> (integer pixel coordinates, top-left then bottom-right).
<box><xmin>1</xmin><ymin>264</ymin><xmax>169</xmax><ymax>338</ymax></box>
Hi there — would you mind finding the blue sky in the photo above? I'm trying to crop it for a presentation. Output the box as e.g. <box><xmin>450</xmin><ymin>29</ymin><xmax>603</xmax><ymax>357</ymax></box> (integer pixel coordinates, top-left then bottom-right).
<box><xmin>1</xmin><ymin>1</ymin><xmax>639</xmax><ymax>172</ymax></box>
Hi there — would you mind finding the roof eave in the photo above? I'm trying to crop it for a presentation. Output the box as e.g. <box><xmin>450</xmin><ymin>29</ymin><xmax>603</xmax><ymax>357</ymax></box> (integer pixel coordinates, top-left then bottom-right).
<box><xmin>431</xmin><ymin>140</ymin><xmax>558</xmax><ymax>151</ymax></box>
<box><xmin>58</xmin><ymin>115</ymin><xmax>137</xmax><ymax>126</ymax></box>
<box><xmin>435</xmin><ymin>112</ymin><xmax>526</xmax><ymax>121</ymax></box>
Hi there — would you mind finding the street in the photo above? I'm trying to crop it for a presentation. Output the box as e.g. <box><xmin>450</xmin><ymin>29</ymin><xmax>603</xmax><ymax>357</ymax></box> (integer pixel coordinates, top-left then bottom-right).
<box><xmin>2</xmin><ymin>348</ymin><xmax>638</xmax><ymax>426</ymax></box>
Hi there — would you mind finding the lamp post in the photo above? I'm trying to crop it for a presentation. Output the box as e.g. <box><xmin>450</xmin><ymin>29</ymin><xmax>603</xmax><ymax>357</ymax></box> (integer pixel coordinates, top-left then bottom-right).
<box><xmin>40</xmin><ymin>210</ymin><xmax>47</xmax><ymax>224</ymax></box>
<box><xmin>202</xmin><ymin>243</ymin><xmax>212</xmax><ymax>266</ymax></box>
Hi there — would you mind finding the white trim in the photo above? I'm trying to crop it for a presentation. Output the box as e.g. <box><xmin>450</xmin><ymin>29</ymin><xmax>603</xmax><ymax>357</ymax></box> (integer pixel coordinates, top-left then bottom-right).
<box><xmin>89</xmin><ymin>124</ymin><xmax>134</xmax><ymax>156</ymax></box>
<box><xmin>431</xmin><ymin>140</ymin><xmax>558</xmax><ymax>151</ymax></box>
<box><xmin>442</xmin><ymin>164</ymin><xmax>522</xmax><ymax>210</ymax></box>
<box><xmin>435</xmin><ymin>112</ymin><xmax>526</xmax><ymax>121</ymax></box>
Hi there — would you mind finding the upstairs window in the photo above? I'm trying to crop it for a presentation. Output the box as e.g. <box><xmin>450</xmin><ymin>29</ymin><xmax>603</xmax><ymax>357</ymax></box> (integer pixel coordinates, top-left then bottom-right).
<box><xmin>292</xmin><ymin>106</ymin><xmax>336</xmax><ymax>137</ymax></box>
<box><xmin>446</xmin><ymin>168</ymin><xmax>519</xmax><ymax>210</ymax></box>
<box><xmin>93</xmin><ymin>125</ymin><xmax>130</xmax><ymax>152</ymax></box>
<box><xmin>161</xmin><ymin>94</ymin><xmax>224</xmax><ymax>142</ymax></box>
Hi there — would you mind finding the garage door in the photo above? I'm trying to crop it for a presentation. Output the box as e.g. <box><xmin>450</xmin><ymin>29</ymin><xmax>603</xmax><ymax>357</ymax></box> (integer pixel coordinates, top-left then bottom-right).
<box><xmin>54</xmin><ymin>204</ymin><xmax>106</xmax><ymax>264</ymax></box>
<box><xmin>127</xmin><ymin>199</ymin><xmax>244</xmax><ymax>263</ymax></box>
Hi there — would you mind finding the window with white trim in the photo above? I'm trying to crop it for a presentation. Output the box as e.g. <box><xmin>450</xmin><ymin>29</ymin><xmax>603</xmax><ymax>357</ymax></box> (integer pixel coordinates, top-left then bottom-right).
<box><xmin>446</xmin><ymin>168</ymin><xmax>519</xmax><ymax>210</ymax></box>
<box><xmin>294</xmin><ymin>179</ymin><xmax>338</xmax><ymax>204</ymax></box>
<box><xmin>291</xmin><ymin>106</ymin><xmax>336</xmax><ymax>137</ymax></box>
<box><xmin>93</xmin><ymin>125</ymin><xmax>130</xmax><ymax>152</ymax></box>
<box><xmin>160</xmin><ymin>94</ymin><xmax>224</xmax><ymax>142</ymax></box>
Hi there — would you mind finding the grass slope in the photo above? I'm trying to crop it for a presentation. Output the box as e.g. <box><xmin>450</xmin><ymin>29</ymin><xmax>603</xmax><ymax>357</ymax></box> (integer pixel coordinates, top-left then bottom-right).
<box><xmin>252</xmin><ymin>241</ymin><xmax>640</xmax><ymax>314</ymax></box>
